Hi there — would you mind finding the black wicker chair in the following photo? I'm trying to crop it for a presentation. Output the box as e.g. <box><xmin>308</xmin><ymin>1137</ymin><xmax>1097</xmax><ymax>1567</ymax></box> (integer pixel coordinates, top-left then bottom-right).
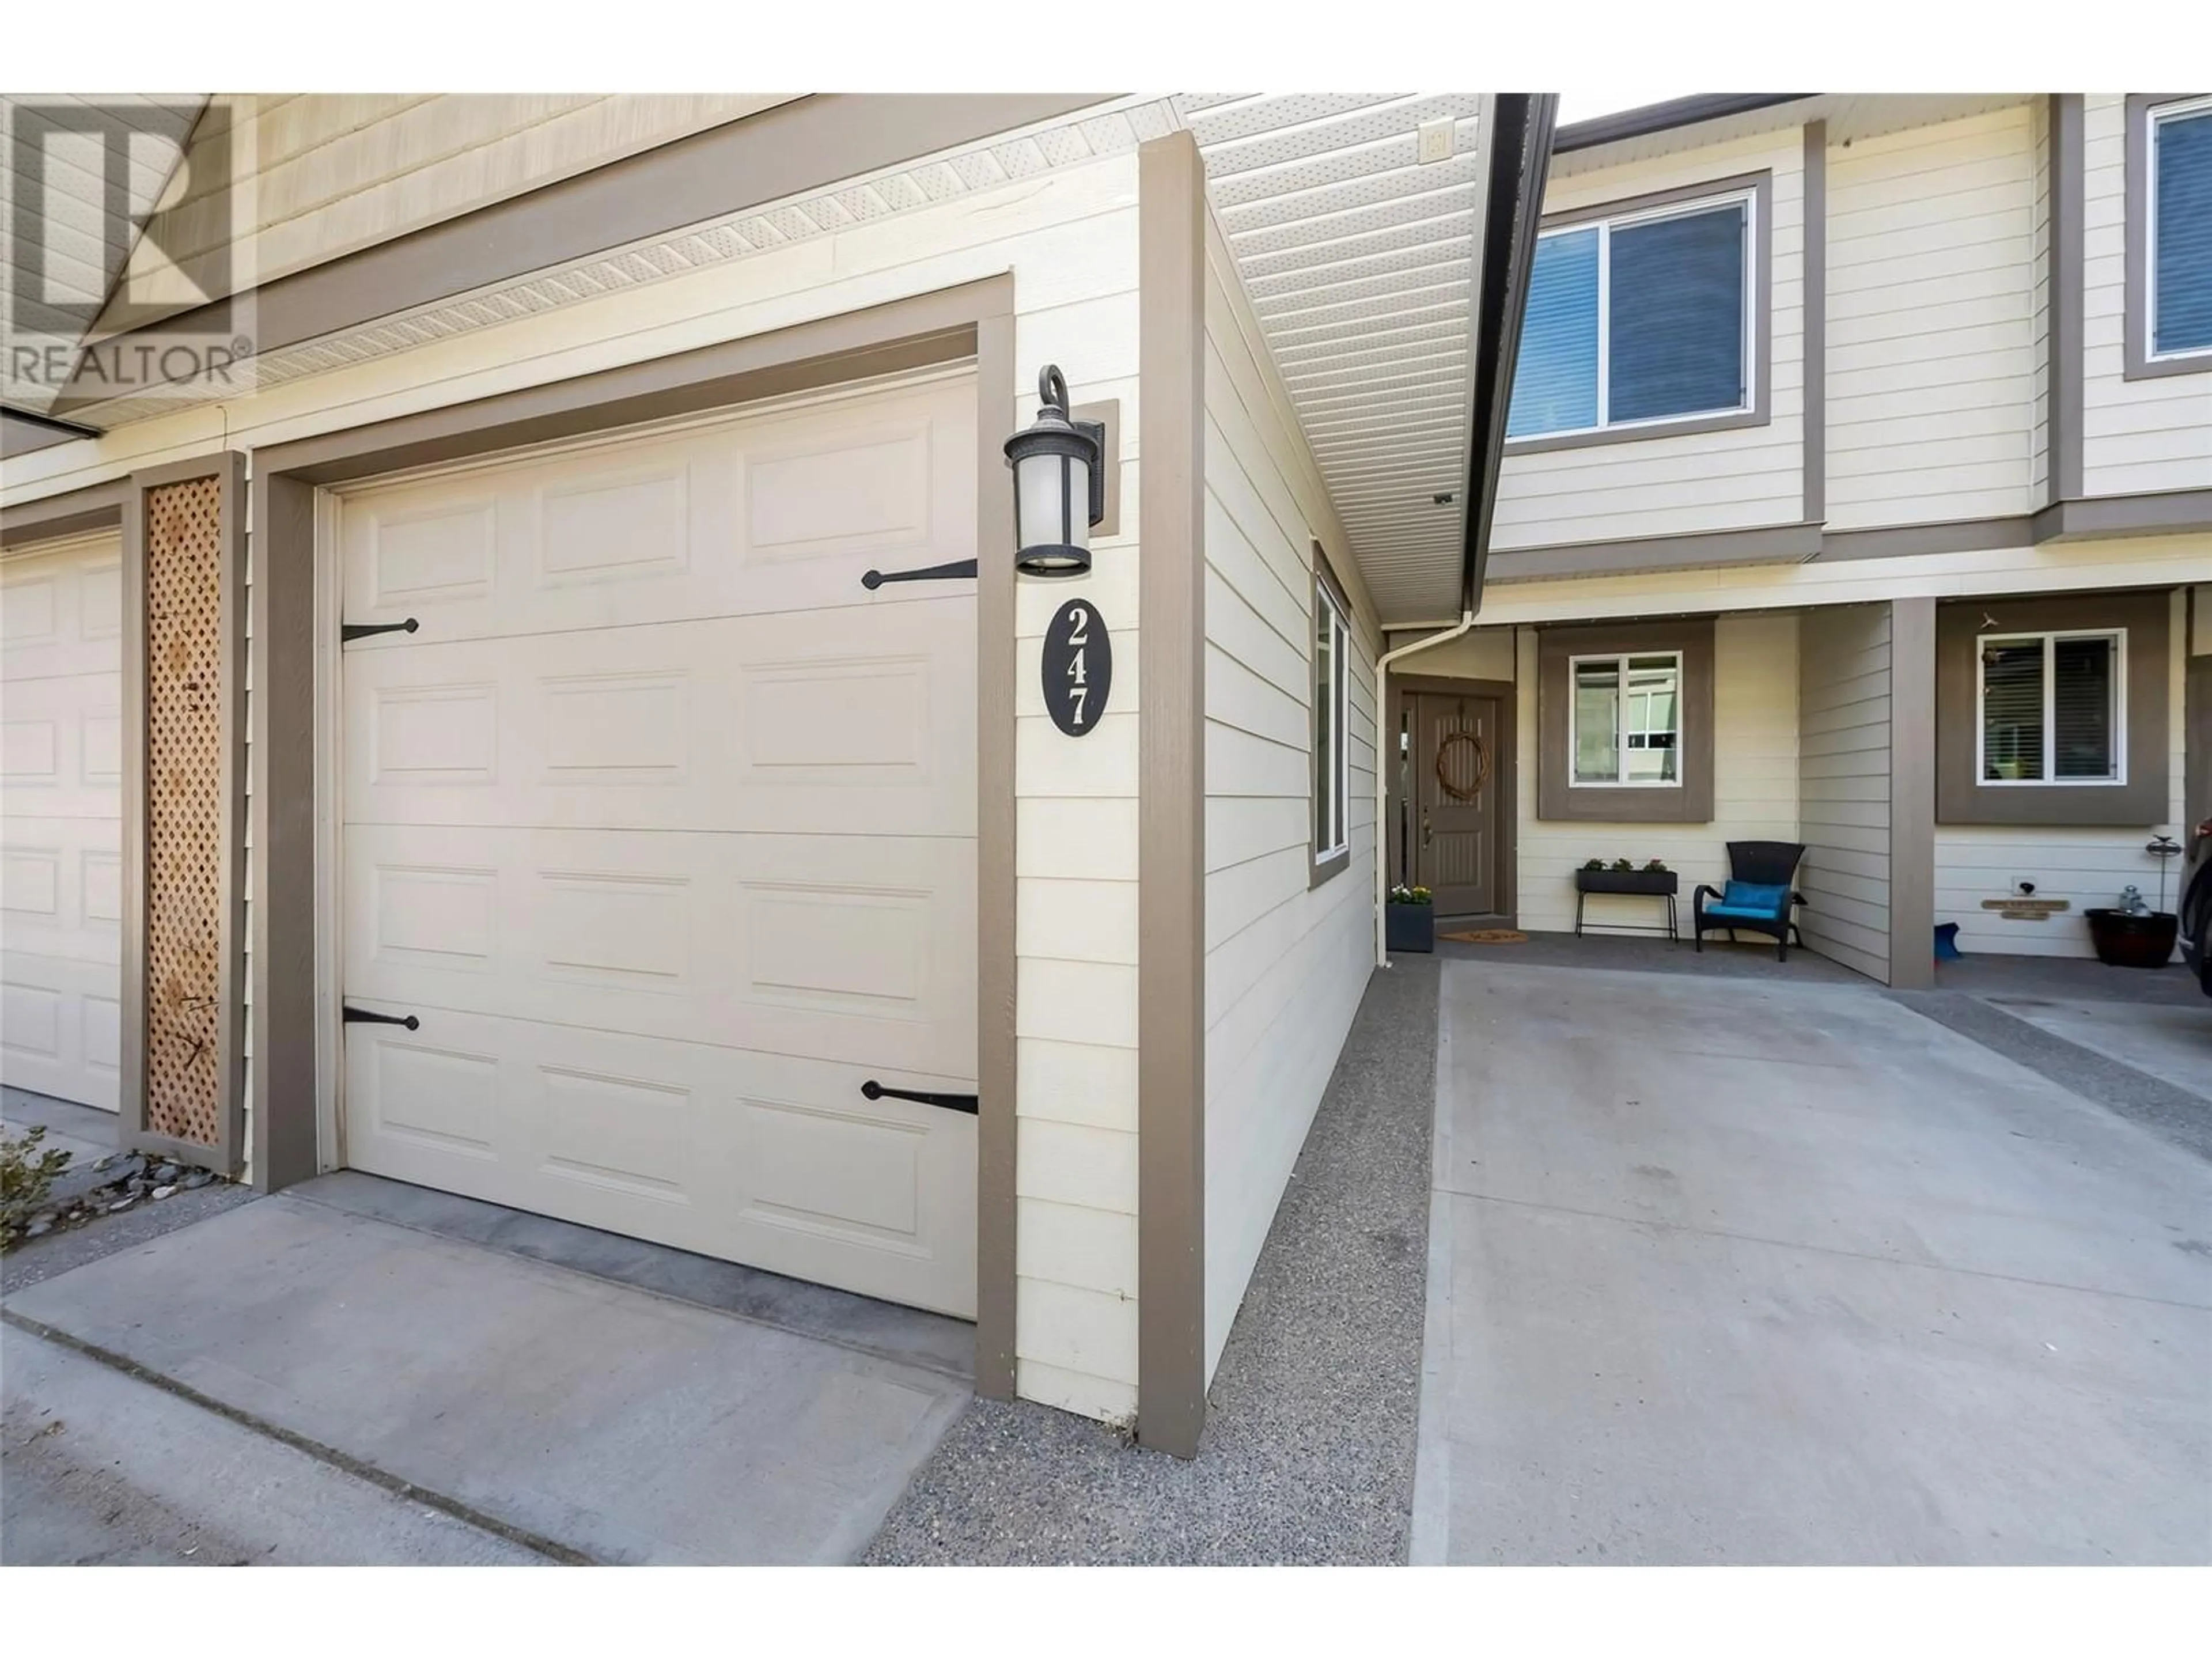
<box><xmin>1693</xmin><ymin>840</ymin><xmax>1808</xmax><ymax>961</ymax></box>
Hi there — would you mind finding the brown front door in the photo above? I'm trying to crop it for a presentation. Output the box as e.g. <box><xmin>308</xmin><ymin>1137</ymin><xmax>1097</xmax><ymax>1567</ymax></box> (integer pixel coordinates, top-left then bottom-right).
<box><xmin>1408</xmin><ymin>691</ymin><xmax>1501</xmax><ymax>918</ymax></box>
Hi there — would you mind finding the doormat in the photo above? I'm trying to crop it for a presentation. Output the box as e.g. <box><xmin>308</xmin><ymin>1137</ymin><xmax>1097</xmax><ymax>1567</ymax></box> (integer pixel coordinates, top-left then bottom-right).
<box><xmin>1442</xmin><ymin>929</ymin><xmax>1527</xmax><ymax>944</ymax></box>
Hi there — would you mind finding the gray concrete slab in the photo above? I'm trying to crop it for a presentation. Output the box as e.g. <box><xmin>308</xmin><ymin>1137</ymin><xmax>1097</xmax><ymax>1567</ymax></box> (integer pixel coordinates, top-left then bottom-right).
<box><xmin>290</xmin><ymin>1170</ymin><xmax>972</xmax><ymax>1382</ymax></box>
<box><xmin>866</xmin><ymin>958</ymin><xmax>1441</xmax><ymax>1564</ymax></box>
<box><xmin>1439</xmin><ymin>930</ymin><xmax>1867</xmax><ymax>985</ymax></box>
<box><xmin>1415</xmin><ymin>958</ymin><xmax>2212</xmax><ymax>1566</ymax></box>
<box><xmin>6</xmin><ymin>1196</ymin><xmax>969</xmax><ymax>1565</ymax></box>
<box><xmin>1</xmin><ymin>1327</ymin><xmax>546</xmax><ymax>1566</ymax></box>
<box><xmin>1977</xmin><ymin>995</ymin><xmax>2211</xmax><ymax>1104</ymax></box>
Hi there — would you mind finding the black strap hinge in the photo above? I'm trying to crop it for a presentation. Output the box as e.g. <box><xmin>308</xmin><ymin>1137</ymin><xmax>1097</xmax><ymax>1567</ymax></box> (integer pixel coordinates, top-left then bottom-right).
<box><xmin>860</xmin><ymin>559</ymin><xmax>977</xmax><ymax>590</ymax></box>
<box><xmin>342</xmin><ymin>618</ymin><xmax>420</xmax><ymax>643</ymax></box>
<box><xmin>343</xmin><ymin>1004</ymin><xmax>419</xmax><ymax>1031</ymax></box>
<box><xmin>861</xmin><ymin>1079</ymin><xmax>978</xmax><ymax>1115</ymax></box>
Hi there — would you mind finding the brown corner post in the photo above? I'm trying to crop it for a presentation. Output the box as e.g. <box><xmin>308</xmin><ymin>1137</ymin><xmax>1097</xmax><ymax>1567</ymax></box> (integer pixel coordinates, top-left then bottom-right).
<box><xmin>120</xmin><ymin>452</ymin><xmax>249</xmax><ymax>1175</ymax></box>
<box><xmin>1137</xmin><ymin>129</ymin><xmax>1207</xmax><ymax>1459</ymax></box>
<box><xmin>1887</xmin><ymin>597</ymin><xmax>1937</xmax><ymax>991</ymax></box>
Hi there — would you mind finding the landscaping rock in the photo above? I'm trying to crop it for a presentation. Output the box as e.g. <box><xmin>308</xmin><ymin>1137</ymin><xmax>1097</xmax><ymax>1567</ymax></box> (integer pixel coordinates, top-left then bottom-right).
<box><xmin>181</xmin><ymin>1172</ymin><xmax>214</xmax><ymax>1191</ymax></box>
<box><xmin>153</xmin><ymin>1185</ymin><xmax>177</xmax><ymax>1200</ymax></box>
<box><xmin>153</xmin><ymin>1162</ymin><xmax>182</xmax><ymax>1184</ymax></box>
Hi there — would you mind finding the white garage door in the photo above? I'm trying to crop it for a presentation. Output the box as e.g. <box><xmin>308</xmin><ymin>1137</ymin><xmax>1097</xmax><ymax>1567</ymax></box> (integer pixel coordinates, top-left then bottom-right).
<box><xmin>2</xmin><ymin>532</ymin><xmax>124</xmax><ymax>1112</ymax></box>
<box><xmin>338</xmin><ymin>374</ymin><xmax>980</xmax><ymax>1316</ymax></box>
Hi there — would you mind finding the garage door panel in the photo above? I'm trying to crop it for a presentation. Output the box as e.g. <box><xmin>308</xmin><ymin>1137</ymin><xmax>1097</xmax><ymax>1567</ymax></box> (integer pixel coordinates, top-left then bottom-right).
<box><xmin>338</xmin><ymin>374</ymin><xmax>979</xmax><ymax>1319</ymax></box>
<box><xmin>343</xmin><ymin>599</ymin><xmax>974</xmax><ymax>836</ymax></box>
<box><xmin>343</xmin><ymin>824</ymin><xmax>975</xmax><ymax>1076</ymax></box>
<box><xmin>339</xmin><ymin>380</ymin><xmax>976</xmax><ymax>645</ymax></box>
<box><xmin>2</xmin><ymin>952</ymin><xmax>122</xmax><ymax>1110</ymax></box>
<box><xmin>2</xmin><ymin>533</ymin><xmax>123</xmax><ymax>1112</ymax></box>
<box><xmin>346</xmin><ymin>1010</ymin><xmax>977</xmax><ymax>1316</ymax></box>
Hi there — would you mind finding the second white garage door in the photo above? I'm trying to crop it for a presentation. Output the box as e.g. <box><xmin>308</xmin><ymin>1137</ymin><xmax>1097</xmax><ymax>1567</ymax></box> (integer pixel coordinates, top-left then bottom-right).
<box><xmin>338</xmin><ymin>374</ymin><xmax>979</xmax><ymax>1316</ymax></box>
<box><xmin>2</xmin><ymin>532</ymin><xmax>123</xmax><ymax>1112</ymax></box>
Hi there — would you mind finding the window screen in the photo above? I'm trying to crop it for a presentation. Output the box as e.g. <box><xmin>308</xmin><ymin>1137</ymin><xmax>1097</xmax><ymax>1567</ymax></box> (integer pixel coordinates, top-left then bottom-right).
<box><xmin>2153</xmin><ymin>101</ymin><xmax>2212</xmax><ymax>358</ymax></box>
<box><xmin>1506</xmin><ymin>193</ymin><xmax>1752</xmax><ymax>440</ymax></box>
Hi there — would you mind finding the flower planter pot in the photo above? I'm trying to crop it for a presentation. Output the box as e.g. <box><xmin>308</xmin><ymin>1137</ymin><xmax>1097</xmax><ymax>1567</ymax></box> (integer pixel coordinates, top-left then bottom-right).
<box><xmin>2084</xmin><ymin>908</ymin><xmax>2179</xmax><ymax>969</ymax></box>
<box><xmin>1386</xmin><ymin>903</ymin><xmax>1434</xmax><ymax>954</ymax></box>
<box><xmin>1574</xmin><ymin>869</ymin><xmax>1679</xmax><ymax>897</ymax></box>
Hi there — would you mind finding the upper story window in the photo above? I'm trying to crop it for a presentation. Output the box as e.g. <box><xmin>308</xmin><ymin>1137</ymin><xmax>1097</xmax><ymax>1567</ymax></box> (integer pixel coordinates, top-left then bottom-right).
<box><xmin>2150</xmin><ymin>96</ymin><xmax>2212</xmax><ymax>361</ymax></box>
<box><xmin>1978</xmin><ymin>631</ymin><xmax>2125</xmax><ymax>786</ymax></box>
<box><xmin>1507</xmin><ymin>186</ymin><xmax>1756</xmax><ymax>443</ymax></box>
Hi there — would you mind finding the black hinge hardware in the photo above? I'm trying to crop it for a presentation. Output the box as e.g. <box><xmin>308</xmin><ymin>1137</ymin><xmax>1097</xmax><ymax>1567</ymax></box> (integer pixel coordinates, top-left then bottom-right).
<box><xmin>860</xmin><ymin>559</ymin><xmax>978</xmax><ymax>591</ymax></box>
<box><xmin>342</xmin><ymin>617</ymin><xmax>420</xmax><ymax>643</ymax></box>
<box><xmin>342</xmin><ymin>1004</ymin><xmax>419</xmax><ymax>1031</ymax></box>
<box><xmin>861</xmin><ymin>1079</ymin><xmax>979</xmax><ymax>1115</ymax></box>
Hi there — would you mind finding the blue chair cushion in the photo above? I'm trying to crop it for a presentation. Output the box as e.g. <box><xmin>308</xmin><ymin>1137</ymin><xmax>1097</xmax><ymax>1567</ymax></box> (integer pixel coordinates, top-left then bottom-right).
<box><xmin>1705</xmin><ymin>880</ymin><xmax>1790</xmax><ymax>920</ymax></box>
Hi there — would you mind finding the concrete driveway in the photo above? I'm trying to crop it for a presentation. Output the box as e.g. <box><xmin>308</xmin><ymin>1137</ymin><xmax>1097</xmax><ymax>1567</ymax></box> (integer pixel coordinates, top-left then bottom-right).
<box><xmin>3</xmin><ymin>1185</ymin><xmax>969</xmax><ymax>1565</ymax></box>
<box><xmin>1411</xmin><ymin>957</ymin><xmax>2212</xmax><ymax>1565</ymax></box>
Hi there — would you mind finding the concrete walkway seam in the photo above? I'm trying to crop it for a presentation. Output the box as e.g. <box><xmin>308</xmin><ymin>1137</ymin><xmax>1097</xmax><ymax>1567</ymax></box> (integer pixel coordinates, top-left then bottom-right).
<box><xmin>0</xmin><ymin>1307</ymin><xmax>593</xmax><ymax>1566</ymax></box>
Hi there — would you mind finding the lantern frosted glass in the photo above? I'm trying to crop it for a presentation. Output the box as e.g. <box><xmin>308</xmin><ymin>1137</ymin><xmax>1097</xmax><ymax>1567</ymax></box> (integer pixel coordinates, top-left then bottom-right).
<box><xmin>1014</xmin><ymin>445</ymin><xmax>1091</xmax><ymax>575</ymax></box>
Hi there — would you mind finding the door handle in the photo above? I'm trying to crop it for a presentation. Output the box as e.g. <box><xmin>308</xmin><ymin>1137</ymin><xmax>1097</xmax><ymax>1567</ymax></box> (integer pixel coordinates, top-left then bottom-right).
<box><xmin>1423</xmin><ymin>812</ymin><xmax>1433</xmax><ymax>849</ymax></box>
<box><xmin>862</xmin><ymin>1079</ymin><xmax>979</xmax><ymax>1116</ymax></box>
<box><xmin>342</xmin><ymin>1003</ymin><xmax>419</xmax><ymax>1031</ymax></box>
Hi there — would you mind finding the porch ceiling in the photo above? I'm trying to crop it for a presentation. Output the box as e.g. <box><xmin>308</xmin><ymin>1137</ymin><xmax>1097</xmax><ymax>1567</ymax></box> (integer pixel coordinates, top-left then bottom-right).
<box><xmin>1178</xmin><ymin>94</ymin><xmax>1490</xmax><ymax>627</ymax></box>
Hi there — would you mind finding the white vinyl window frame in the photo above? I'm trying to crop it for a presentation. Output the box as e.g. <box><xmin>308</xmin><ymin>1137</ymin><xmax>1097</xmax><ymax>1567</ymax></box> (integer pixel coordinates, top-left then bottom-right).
<box><xmin>1522</xmin><ymin>186</ymin><xmax>1759</xmax><ymax>443</ymax></box>
<box><xmin>1567</xmin><ymin>650</ymin><xmax>1685</xmax><ymax>789</ymax></box>
<box><xmin>1312</xmin><ymin>570</ymin><xmax>1351</xmax><ymax>869</ymax></box>
<box><xmin>2147</xmin><ymin>93</ymin><xmax>2212</xmax><ymax>366</ymax></box>
<box><xmin>1974</xmin><ymin>628</ymin><xmax>2129</xmax><ymax>788</ymax></box>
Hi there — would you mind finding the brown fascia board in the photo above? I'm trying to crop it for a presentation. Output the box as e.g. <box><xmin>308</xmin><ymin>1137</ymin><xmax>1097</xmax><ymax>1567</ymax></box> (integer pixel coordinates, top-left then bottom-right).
<box><xmin>1553</xmin><ymin>94</ymin><xmax>1817</xmax><ymax>153</ymax></box>
<box><xmin>1461</xmin><ymin>92</ymin><xmax>1558</xmax><ymax>614</ymax></box>
<box><xmin>49</xmin><ymin>93</ymin><xmax>1120</xmax><ymax>422</ymax></box>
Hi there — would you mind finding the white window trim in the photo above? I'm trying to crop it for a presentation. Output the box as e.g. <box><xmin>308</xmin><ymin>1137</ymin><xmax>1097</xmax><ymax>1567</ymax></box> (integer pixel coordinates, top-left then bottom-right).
<box><xmin>1313</xmin><ymin>580</ymin><xmax>1350</xmax><ymax>859</ymax></box>
<box><xmin>1517</xmin><ymin>188</ymin><xmax>1758</xmax><ymax>442</ymax></box>
<box><xmin>2147</xmin><ymin>94</ymin><xmax>2212</xmax><ymax>365</ymax></box>
<box><xmin>1974</xmin><ymin>628</ymin><xmax>2130</xmax><ymax>788</ymax></box>
<box><xmin>1567</xmin><ymin>650</ymin><xmax>1685</xmax><ymax>790</ymax></box>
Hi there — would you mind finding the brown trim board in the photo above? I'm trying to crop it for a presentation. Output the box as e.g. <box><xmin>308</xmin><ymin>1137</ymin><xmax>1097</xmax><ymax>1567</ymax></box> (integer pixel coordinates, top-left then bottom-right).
<box><xmin>1887</xmin><ymin>599</ymin><xmax>1937</xmax><ymax>991</ymax></box>
<box><xmin>119</xmin><ymin>452</ymin><xmax>248</xmax><ymax>1175</ymax></box>
<box><xmin>2050</xmin><ymin>95</ymin><xmax>2084</xmax><ymax>505</ymax></box>
<box><xmin>1802</xmin><ymin>122</ymin><xmax>1827</xmax><ymax>529</ymax></box>
<box><xmin>1503</xmin><ymin>169</ymin><xmax>1775</xmax><ymax>459</ymax></box>
<box><xmin>1934</xmin><ymin>588</ymin><xmax>2172</xmax><ymax>828</ymax></box>
<box><xmin>248</xmin><ymin>277</ymin><xmax>1022</xmax><ymax>1395</ymax></box>
<box><xmin>1535</xmin><ymin>617</ymin><xmax>1716</xmax><ymax>824</ymax></box>
<box><xmin>1387</xmin><ymin>673</ymin><xmax>1518</xmax><ymax>926</ymax></box>
<box><xmin>51</xmin><ymin>94</ymin><xmax>1116</xmax><ymax>422</ymax></box>
<box><xmin>1</xmin><ymin>478</ymin><xmax>127</xmax><ymax>547</ymax></box>
<box><xmin>1136</xmin><ymin>130</ymin><xmax>1207</xmax><ymax>1461</ymax></box>
<box><xmin>1310</xmin><ymin>546</ymin><xmax>1354</xmax><ymax>891</ymax></box>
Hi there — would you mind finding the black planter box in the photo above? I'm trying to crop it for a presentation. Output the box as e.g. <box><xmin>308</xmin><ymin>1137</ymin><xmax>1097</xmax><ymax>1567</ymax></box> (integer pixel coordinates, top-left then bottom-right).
<box><xmin>2085</xmin><ymin>908</ymin><xmax>2179</xmax><ymax>969</ymax></box>
<box><xmin>1575</xmin><ymin>868</ymin><xmax>1679</xmax><ymax>897</ymax></box>
<box><xmin>1386</xmin><ymin>903</ymin><xmax>1435</xmax><ymax>954</ymax></box>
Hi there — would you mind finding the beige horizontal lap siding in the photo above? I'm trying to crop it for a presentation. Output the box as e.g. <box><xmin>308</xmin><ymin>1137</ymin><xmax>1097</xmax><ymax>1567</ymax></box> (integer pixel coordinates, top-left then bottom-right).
<box><xmin>131</xmin><ymin>94</ymin><xmax>789</xmax><ymax>304</ymax></box>
<box><xmin>1515</xmin><ymin>613</ymin><xmax>1800</xmax><ymax>934</ymax></box>
<box><xmin>1825</xmin><ymin>105</ymin><xmax>2043</xmax><ymax>529</ymax></box>
<box><xmin>1199</xmin><ymin>212</ymin><xmax>1378</xmax><ymax>1385</ymax></box>
<box><xmin>2031</xmin><ymin>101</ymin><xmax>2053</xmax><ymax>507</ymax></box>
<box><xmin>1797</xmin><ymin>604</ymin><xmax>1893</xmax><ymax>981</ymax></box>
<box><xmin>1491</xmin><ymin>127</ymin><xmax>1806</xmax><ymax>552</ymax></box>
<box><xmin>13</xmin><ymin>149</ymin><xmax>1154</xmax><ymax>1426</ymax></box>
<box><xmin>1935</xmin><ymin>589</ymin><xmax>2190</xmax><ymax>958</ymax></box>
<box><xmin>2081</xmin><ymin>95</ymin><xmax>2212</xmax><ymax>498</ymax></box>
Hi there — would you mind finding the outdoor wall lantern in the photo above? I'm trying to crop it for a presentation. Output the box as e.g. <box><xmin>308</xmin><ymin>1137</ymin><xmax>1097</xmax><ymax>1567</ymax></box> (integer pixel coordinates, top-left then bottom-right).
<box><xmin>1005</xmin><ymin>364</ymin><xmax>1107</xmax><ymax>577</ymax></box>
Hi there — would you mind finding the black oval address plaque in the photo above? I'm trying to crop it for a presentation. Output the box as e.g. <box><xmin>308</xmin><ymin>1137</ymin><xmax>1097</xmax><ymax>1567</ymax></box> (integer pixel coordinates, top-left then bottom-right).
<box><xmin>1041</xmin><ymin>598</ymin><xmax>1112</xmax><ymax>737</ymax></box>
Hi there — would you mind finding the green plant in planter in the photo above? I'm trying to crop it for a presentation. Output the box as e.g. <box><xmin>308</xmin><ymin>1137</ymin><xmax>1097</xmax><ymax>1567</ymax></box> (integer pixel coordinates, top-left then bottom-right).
<box><xmin>1388</xmin><ymin>884</ymin><xmax>1433</xmax><ymax>906</ymax></box>
<box><xmin>1581</xmin><ymin>857</ymin><xmax>1607</xmax><ymax>872</ymax></box>
<box><xmin>1609</xmin><ymin>858</ymin><xmax>1635</xmax><ymax>873</ymax></box>
<box><xmin>1643</xmin><ymin>858</ymin><xmax>1669</xmax><ymax>872</ymax></box>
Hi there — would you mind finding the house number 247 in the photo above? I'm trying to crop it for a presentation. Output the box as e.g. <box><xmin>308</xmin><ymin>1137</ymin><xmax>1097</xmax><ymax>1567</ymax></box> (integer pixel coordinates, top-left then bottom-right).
<box><xmin>1041</xmin><ymin>599</ymin><xmax>1113</xmax><ymax>738</ymax></box>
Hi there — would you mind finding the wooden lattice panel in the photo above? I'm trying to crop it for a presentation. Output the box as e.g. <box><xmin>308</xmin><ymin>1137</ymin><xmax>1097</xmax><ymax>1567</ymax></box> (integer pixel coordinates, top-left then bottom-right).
<box><xmin>143</xmin><ymin>475</ymin><xmax>224</xmax><ymax>1147</ymax></box>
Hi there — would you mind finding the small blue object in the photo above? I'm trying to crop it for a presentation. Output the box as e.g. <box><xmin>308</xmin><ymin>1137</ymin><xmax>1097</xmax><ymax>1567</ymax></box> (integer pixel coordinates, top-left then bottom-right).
<box><xmin>1719</xmin><ymin>880</ymin><xmax>1790</xmax><ymax>912</ymax></box>
<box><xmin>1934</xmin><ymin>922</ymin><xmax>1962</xmax><ymax>961</ymax></box>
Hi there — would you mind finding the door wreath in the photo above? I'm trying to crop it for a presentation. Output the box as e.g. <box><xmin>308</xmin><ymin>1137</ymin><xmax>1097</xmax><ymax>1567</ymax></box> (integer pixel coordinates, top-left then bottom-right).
<box><xmin>1435</xmin><ymin>729</ymin><xmax>1488</xmax><ymax>801</ymax></box>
